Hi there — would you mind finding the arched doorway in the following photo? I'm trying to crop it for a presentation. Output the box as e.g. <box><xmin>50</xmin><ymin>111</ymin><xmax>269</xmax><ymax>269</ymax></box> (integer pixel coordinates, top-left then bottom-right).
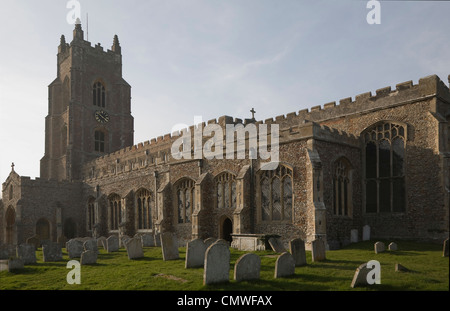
<box><xmin>36</xmin><ymin>218</ymin><xmax>51</xmax><ymax>241</ymax></box>
<box><xmin>5</xmin><ymin>206</ymin><xmax>15</xmax><ymax>244</ymax></box>
<box><xmin>220</xmin><ymin>217</ymin><xmax>233</xmax><ymax>243</ymax></box>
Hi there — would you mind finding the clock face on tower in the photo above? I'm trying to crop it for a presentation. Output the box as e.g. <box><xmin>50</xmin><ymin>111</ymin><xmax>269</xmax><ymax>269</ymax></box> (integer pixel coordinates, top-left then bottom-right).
<box><xmin>95</xmin><ymin>110</ymin><xmax>110</xmax><ymax>123</ymax></box>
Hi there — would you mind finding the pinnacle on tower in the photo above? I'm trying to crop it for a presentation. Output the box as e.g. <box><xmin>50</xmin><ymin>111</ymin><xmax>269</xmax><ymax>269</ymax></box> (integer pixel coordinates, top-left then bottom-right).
<box><xmin>73</xmin><ymin>18</ymin><xmax>84</xmax><ymax>41</ymax></box>
<box><xmin>111</xmin><ymin>34</ymin><xmax>121</xmax><ymax>54</ymax></box>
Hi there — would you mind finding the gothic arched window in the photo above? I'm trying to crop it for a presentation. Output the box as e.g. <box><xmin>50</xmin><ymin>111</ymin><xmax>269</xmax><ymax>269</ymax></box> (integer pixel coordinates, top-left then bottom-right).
<box><xmin>215</xmin><ymin>172</ymin><xmax>236</xmax><ymax>209</ymax></box>
<box><xmin>136</xmin><ymin>188</ymin><xmax>152</xmax><ymax>230</ymax></box>
<box><xmin>333</xmin><ymin>157</ymin><xmax>352</xmax><ymax>217</ymax></box>
<box><xmin>363</xmin><ymin>121</ymin><xmax>406</xmax><ymax>213</ymax></box>
<box><xmin>259</xmin><ymin>164</ymin><xmax>293</xmax><ymax>221</ymax></box>
<box><xmin>108</xmin><ymin>194</ymin><xmax>122</xmax><ymax>230</ymax></box>
<box><xmin>94</xmin><ymin>130</ymin><xmax>105</xmax><ymax>153</ymax></box>
<box><xmin>87</xmin><ymin>197</ymin><xmax>96</xmax><ymax>231</ymax></box>
<box><xmin>175</xmin><ymin>178</ymin><xmax>195</xmax><ymax>224</ymax></box>
<box><xmin>93</xmin><ymin>81</ymin><xmax>106</xmax><ymax>107</ymax></box>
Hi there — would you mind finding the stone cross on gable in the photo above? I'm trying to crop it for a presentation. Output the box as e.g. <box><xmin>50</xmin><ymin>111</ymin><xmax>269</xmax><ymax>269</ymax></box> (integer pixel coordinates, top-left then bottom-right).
<box><xmin>250</xmin><ymin>108</ymin><xmax>256</xmax><ymax>119</ymax></box>
<box><xmin>11</xmin><ymin>162</ymin><xmax>15</xmax><ymax>171</ymax></box>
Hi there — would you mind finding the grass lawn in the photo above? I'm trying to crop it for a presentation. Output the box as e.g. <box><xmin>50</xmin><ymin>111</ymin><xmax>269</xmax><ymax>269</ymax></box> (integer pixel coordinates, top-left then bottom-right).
<box><xmin>0</xmin><ymin>240</ymin><xmax>448</xmax><ymax>291</ymax></box>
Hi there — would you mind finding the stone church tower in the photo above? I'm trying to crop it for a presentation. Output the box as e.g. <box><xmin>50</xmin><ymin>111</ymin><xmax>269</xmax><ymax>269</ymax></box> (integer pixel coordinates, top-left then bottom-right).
<box><xmin>40</xmin><ymin>20</ymin><xmax>134</xmax><ymax>181</ymax></box>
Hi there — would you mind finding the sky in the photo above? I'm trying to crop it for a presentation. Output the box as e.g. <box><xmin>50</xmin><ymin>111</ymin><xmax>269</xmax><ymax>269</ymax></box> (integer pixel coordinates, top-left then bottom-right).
<box><xmin>1</xmin><ymin>0</ymin><xmax>450</xmax><ymax>190</ymax></box>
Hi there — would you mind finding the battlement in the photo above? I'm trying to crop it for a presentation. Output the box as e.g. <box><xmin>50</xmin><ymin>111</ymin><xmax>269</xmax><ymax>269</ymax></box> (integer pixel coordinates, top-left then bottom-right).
<box><xmin>260</xmin><ymin>74</ymin><xmax>449</xmax><ymax>129</ymax></box>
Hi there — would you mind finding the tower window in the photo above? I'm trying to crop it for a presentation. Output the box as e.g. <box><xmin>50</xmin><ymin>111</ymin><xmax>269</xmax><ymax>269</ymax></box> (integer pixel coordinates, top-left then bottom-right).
<box><xmin>93</xmin><ymin>82</ymin><xmax>106</xmax><ymax>107</ymax></box>
<box><xmin>94</xmin><ymin>130</ymin><xmax>105</xmax><ymax>152</ymax></box>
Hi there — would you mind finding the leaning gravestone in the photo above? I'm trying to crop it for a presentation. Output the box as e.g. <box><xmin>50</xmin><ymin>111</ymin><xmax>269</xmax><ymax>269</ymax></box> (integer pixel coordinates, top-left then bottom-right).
<box><xmin>141</xmin><ymin>233</ymin><xmax>155</xmax><ymax>247</ymax></box>
<box><xmin>42</xmin><ymin>242</ymin><xmax>63</xmax><ymax>262</ymax></box>
<box><xmin>80</xmin><ymin>250</ymin><xmax>97</xmax><ymax>265</ymax></box>
<box><xmin>443</xmin><ymin>238</ymin><xmax>449</xmax><ymax>257</ymax></box>
<box><xmin>351</xmin><ymin>263</ymin><xmax>371</xmax><ymax>288</ymax></box>
<box><xmin>204</xmin><ymin>242</ymin><xmax>230</xmax><ymax>285</ymax></box>
<box><xmin>388</xmin><ymin>242</ymin><xmax>398</xmax><ymax>251</ymax></box>
<box><xmin>67</xmin><ymin>239</ymin><xmax>84</xmax><ymax>258</ymax></box>
<box><xmin>16</xmin><ymin>244</ymin><xmax>36</xmax><ymax>265</ymax></box>
<box><xmin>234</xmin><ymin>253</ymin><xmax>260</xmax><ymax>282</ymax></box>
<box><xmin>161</xmin><ymin>232</ymin><xmax>179</xmax><ymax>261</ymax></box>
<box><xmin>97</xmin><ymin>236</ymin><xmax>107</xmax><ymax>249</ymax></box>
<box><xmin>125</xmin><ymin>237</ymin><xmax>144</xmax><ymax>259</ymax></box>
<box><xmin>106</xmin><ymin>235</ymin><xmax>119</xmax><ymax>253</ymax></box>
<box><xmin>289</xmin><ymin>238</ymin><xmax>307</xmax><ymax>266</ymax></box>
<box><xmin>311</xmin><ymin>238</ymin><xmax>326</xmax><ymax>262</ymax></box>
<box><xmin>374</xmin><ymin>241</ymin><xmax>385</xmax><ymax>254</ymax></box>
<box><xmin>26</xmin><ymin>235</ymin><xmax>40</xmax><ymax>250</ymax></box>
<box><xmin>84</xmin><ymin>239</ymin><xmax>98</xmax><ymax>254</ymax></box>
<box><xmin>268</xmin><ymin>237</ymin><xmax>286</xmax><ymax>253</ymax></box>
<box><xmin>185</xmin><ymin>238</ymin><xmax>206</xmax><ymax>268</ymax></box>
<box><xmin>274</xmin><ymin>252</ymin><xmax>295</xmax><ymax>278</ymax></box>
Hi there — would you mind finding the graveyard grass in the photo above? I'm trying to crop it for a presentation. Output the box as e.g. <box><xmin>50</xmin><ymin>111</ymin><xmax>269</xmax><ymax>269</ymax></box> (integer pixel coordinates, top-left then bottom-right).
<box><xmin>0</xmin><ymin>241</ymin><xmax>448</xmax><ymax>291</ymax></box>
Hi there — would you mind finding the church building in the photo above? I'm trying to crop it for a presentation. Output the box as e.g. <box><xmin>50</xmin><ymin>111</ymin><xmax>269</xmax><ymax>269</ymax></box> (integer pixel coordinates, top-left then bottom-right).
<box><xmin>1</xmin><ymin>21</ymin><xmax>449</xmax><ymax>250</ymax></box>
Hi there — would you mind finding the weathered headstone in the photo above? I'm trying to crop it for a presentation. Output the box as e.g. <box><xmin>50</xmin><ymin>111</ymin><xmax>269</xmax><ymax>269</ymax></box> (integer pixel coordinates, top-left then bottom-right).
<box><xmin>274</xmin><ymin>252</ymin><xmax>295</xmax><ymax>278</ymax></box>
<box><xmin>16</xmin><ymin>244</ymin><xmax>36</xmax><ymax>265</ymax></box>
<box><xmin>161</xmin><ymin>232</ymin><xmax>179</xmax><ymax>261</ymax></box>
<box><xmin>268</xmin><ymin>237</ymin><xmax>286</xmax><ymax>253</ymax></box>
<box><xmin>362</xmin><ymin>225</ymin><xmax>371</xmax><ymax>241</ymax></box>
<box><xmin>204</xmin><ymin>238</ymin><xmax>217</xmax><ymax>249</ymax></box>
<box><xmin>388</xmin><ymin>242</ymin><xmax>398</xmax><ymax>251</ymax></box>
<box><xmin>84</xmin><ymin>239</ymin><xmax>98</xmax><ymax>254</ymax></box>
<box><xmin>80</xmin><ymin>250</ymin><xmax>97</xmax><ymax>265</ymax></box>
<box><xmin>204</xmin><ymin>242</ymin><xmax>230</xmax><ymax>285</ymax></box>
<box><xmin>185</xmin><ymin>238</ymin><xmax>206</xmax><ymax>268</ymax></box>
<box><xmin>125</xmin><ymin>237</ymin><xmax>144</xmax><ymax>259</ymax></box>
<box><xmin>141</xmin><ymin>233</ymin><xmax>155</xmax><ymax>247</ymax></box>
<box><xmin>7</xmin><ymin>258</ymin><xmax>24</xmax><ymax>271</ymax></box>
<box><xmin>374</xmin><ymin>241</ymin><xmax>385</xmax><ymax>254</ymax></box>
<box><xmin>395</xmin><ymin>263</ymin><xmax>409</xmax><ymax>272</ymax></box>
<box><xmin>351</xmin><ymin>260</ymin><xmax>381</xmax><ymax>288</ymax></box>
<box><xmin>42</xmin><ymin>242</ymin><xmax>63</xmax><ymax>262</ymax></box>
<box><xmin>350</xmin><ymin>229</ymin><xmax>358</xmax><ymax>243</ymax></box>
<box><xmin>234</xmin><ymin>253</ymin><xmax>260</xmax><ymax>282</ymax></box>
<box><xmin>289</xmin><ymin>238</ymin><xmax>307</xmax><ymax>266</ymax></box>
<box><xmin>26</xmin><ymin>235</ymin><xmax>40</xmax><ymax>250</ymax></box>
<box><xmin>154</xmin><ymin>233</ymin><xmax>161</xmax><ymax>246</ymax></box>
<box><xmin>97</xmin><ymin>236</ymin><xmax>107</xmax><ymax>249</ymax></box>
<box><xmin>67</xmin><ymin>239</ymin><xmax>84</xmax><ymax>258</ymax></box>
<box><xmin>106</xmin><ymin>235</ymin><xmax>119</xmax><ymax>253</ymax></box>
<box><xmin>443</xmin><ymin>238</ymin><xmax>449</xmax><ymax>257</ymax></box>
<box><xmin>311</xmin><ymin>238</ymin><xmax>326</xmax><ymax>262</ymax></box>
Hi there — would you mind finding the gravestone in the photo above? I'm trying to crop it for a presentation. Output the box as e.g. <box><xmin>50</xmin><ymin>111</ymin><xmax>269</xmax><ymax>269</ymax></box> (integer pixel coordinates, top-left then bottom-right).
<box><xmin>106</xmin><ymin>235</ymin><xmax>119</xmax><ymax>253</ymax></box>
<box><xmin>42</xmin><ymin>242</ymin><xmax>63</xmax><ymax>262</ymax></box>
<box><xmin>185</xmin><ymin>238</ymin><xmax>206</xmax><ymax>268</ymax></box>
<box><xmin>161</xmin><ymin>232</ymin><xmax>179</xmax><ymax>261</ymax></box>
<box><xmin>7</xmin><ymin>258</ymin><xmax>24</xmax><ymax>271</ymax></box>
<box><xmin>84</xmin><ymin>239</ymin><xmax>98</xmax><ymax>254</ymax></box>
<box><xmin>204</xmin><ymin>242</ymin><xmax>230</xmax><ymax>285</ymax></box>
<box><xmin>0</xmin><ymin>244</ymin><xmax>15</xmax><ymax>259</ymax></box>
<box><xmin>141</xmin><ymin>233</ymin><xmax>155</xmax><ymax>247</ymax></box>
<box><xmin>374</xmin><ymin>241</ymin><xmax>385</xmax><ymax>254</ymax></box>
<box><xmin>16</xmin><ymin>244</ymin><xmax>36</xmax><ymax>265</ymax></box>
<box><xmin>97</xmin><ymin>236</ymin><xmax>107</xmax><ymax>249</ymax></box>
<box><xmin>274</xmin><ymin>252</ymin><xmax>295</xmax><ymax>278</ymax></box>
<box><xmin>80</xmin><ymin>250</ymin><xmax>97</xmax><ymax>265</ymax></box>
<box><xmin>388</xmin><ymin>242</ymin><xmax>398</xmax><ymax>251</ymax></box>
<box><xmin>351</xmin><ymin>263</ymin><xmax>371</xmax><ymax>288</ymax></box>
<box><xmin>204</xmin><ymin>238</ymin><xmax>217</xmax><ymax>249</ymax></box>
<box><xmin>125</xmin><ymin>238</ymin><xmax>144</xmax><ymax>259</ymax></box>
<box><xmin>443</xmin><ymin>238</ymin><xmax>449</xmax><ymax>257</ymax></box>
<box><xmin>395</xmin><ymin>263</ymin><xmax>409</xmax><ymax>272</ymax></box>
<box><xmin>350</xmin><ymin>229</ymin><xmax>358</xmax><ymax>243</ymax></box>
<box><xmin>121</xmin><ymin>235</ymin><xmax>130</xmax><ymax>248</ymax></box>
<box><xmin>26</xmin><ymin>235</ymin><xmax>40</xmax><ymax>250</ymax></box>
<box><xmin>234</xmin><ymin>253</ymin><xmax>260</xmax><ymax>282</ymax></box>
<box><xmin>362</xmin><ymin>225</ymin><xmax>371</xmax><ymax>241</ymax></box>
<box><xmin>154</xmin><ymin>233</ymin><xmax>161</xmax><ymax>246</ymax></box>
<box><xmin>268</xmin><ymin>237</ymin><xmax>286</xmax><ymax>253</ymax></box>
<box><xmin>289</xmin><ymin>238</ymin><xmax>307</xmax><ymax>266</ymax></box>
<box><xmin>311</xmin><ymin>238</ymin><xmax>326</xmax><ymax>262</ymax></box>
<box><xmin>67</xmin><ymin>239</ymin><xmax>84</xmax><ymax>258</ymax></box>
